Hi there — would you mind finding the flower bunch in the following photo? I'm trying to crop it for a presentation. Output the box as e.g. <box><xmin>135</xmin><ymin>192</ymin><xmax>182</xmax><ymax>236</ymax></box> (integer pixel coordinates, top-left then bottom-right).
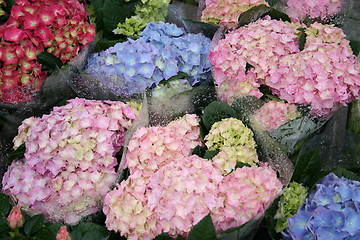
<box><xmin>201</xmin><ymin>0</ymin><xmax>269</xmax><ymax>28</ymax></box>
<box><xmin>104</xmin><ymin>155</ymin><xmax>223</xmax><ymax>240</ymax></box>
<box><xmin>204</xmin><ymin>118</ymin><xmax>259</xmax><ymax>174</ymax></box>
<box><xmin>113</xmin><ymin>0</ymin><xmax>170</xmax><ymax>38</ymax></box>
<box><xmin>283</xmin><ymin>173</ymin><xmax>360</xmax><ymax>240</ymax></box>
<box><xmin>251</xmin><ymin>101</ymin><xmax>301</xmax><ymax>131</ymax></box>
<box><xmin>2</xmin><ymin>98</ymin><xmax>138</xmax><ymax>224</ymax></box>
<box><xmin>284</xmin><ymin>0</ymin><xmax>342</xmax><ymax>22</ymax></box>
<box><xmin>0</xmin><ymin>0</ymin><xmax>5</xmax><ymax>16</ymax></box>
<box><xmin>210</xmin><ymin>17</ymin><xmax>360</xmax><ymax>117</ymax></box>
<box><xmin>274</xmin><ymin>182</ymin><xmax>308</xmax><ymax>233</ymax></box>
<box><xmin>125</xmin><ymin>114</ymin><xmax>202</xmax><ymax>176</ymax></box>
<box><xmin>0</xmin><ymin>0</ymin><xmax>95</xmax><ymax>103</ymax></box>
<box><xmin>85</xmin><ymin>22</ymin><xmax>211</xmax><ymax>96</ymax></box>
<box><xmin>212</xmin><ymin>164</ymin><xmax>283</xmax><ymax>232</ymax></box>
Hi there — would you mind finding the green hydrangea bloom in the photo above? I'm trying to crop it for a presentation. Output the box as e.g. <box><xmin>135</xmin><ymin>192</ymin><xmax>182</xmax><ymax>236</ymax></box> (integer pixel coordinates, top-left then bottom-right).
<box><xmin>204</xmin><ymin>118</ymin><xmax>257</xmax><ymax>151</ymax></box>
<box><xmin>0</xmin><ymin>0</ymin><xmax>5</xmax><ymax>16</ymax></box>
<box><xmin>274</xmin><ymin>181</ymin><xmax>308</xmax><ymax>233</ymax></box>
<box><xmin>113</xmin><ymin>0</ymin><xmax>170</xmax><ymax>38</ymax></box>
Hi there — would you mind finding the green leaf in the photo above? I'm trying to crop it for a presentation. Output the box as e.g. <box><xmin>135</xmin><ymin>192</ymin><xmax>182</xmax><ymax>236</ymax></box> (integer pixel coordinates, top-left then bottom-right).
<box><xmin>94</xmin><ymin>38</ymin><xmax>127</xmax><ymax>52</ymax></box>
<box><xmin>297</xmin><ymin>28</ymin><xmax>307</xmax><ymax>51</ymax></box>
<box><xmin>0</xmin><ymin>194</ymin><xmax>11</xmax><ymax>217</ymax></box>
<box><xmin>192</xmin><ymin>145</ymin><xmax>206</xmax><ymax>157</ymax></box>
<box><xmin>33</xmin><ymin>225</ymin><xmax>57</xmax><ymax>240</ymax></box>
<box><xmin>70</xmin><ymin>222</ymin><xmax>111</xmax><ymax>240</ymax></box>
<box><xmin>24</xmin><ymin>214</ymin><xmax>45</xmax><ymax>236</ymax></box>
<box><xmin>217</xmin><ymin>219</ymin><xmax>261</xmax><ymax>240</ymax></box>
<box><xmin>266</xmin><ymin>0</ymin><xmax>280</xmax><ymax>7</ymax></box>
<box><xmin>268</xmin><ymin>116</ymin><xmax>325</xmax><ymax>155</ymax></box>
<box><xmin>291</xmin><ymin>149</ymin><xmax>326</xmax><ymax>188</ymax></box>
<box><xmin>264</xmin><ymin>197</ymin><xmax>282</xmax><ymax>240</ymax></box>
<box><xmin>36</xmin><ymin>52</ymin><xmax>63</xmax><ymax>74</ymax></box>
<box><xmin>203</xmin><ymin>150</ymin><xmax>219</xmax><ymax>160</ymax></box>
<box><xmin>202</xmin><ymin>101</ymin><xmax>238</xmax><ymax>131</ymax></box>
<box><xmin>153</xmin><ymin>233</ymin><xmax>173</xmax><ymax>240</ymax></box>
<box><xmin>165</xmin><ymin>72</ymin><xmax>190</xmax><ymax>82</ymax></box>
<box><xmin>331</xmin><ymin>168</ymin><xmax>360</xmax><ymax>182</ymax></box>
<box><xmin>245</xmin><ymin>63</ymin><xmax>254</xmax><ymax>72</ymax></box>
<box><xmin>265</xmin><ymin>9</ymin><xmax>290</xmax><ymax>22</ymax></box>
<box><xmin>182</xmin><ymin>19</ymin><xmax>219</xmax><ymax>39</ymax></box>
<box><xmin>187</xmin><ymin>214</ymin><xmax>216</xmax><ymax>240</ymax></box>
<box><xmin>238</xmin><ymin>4</ymin><xmax>270</xmax><ymax>27</ymax></box>
<box><xmin>350</xmin><ymin>40</ymin><xmax>360</xmax><ymax>56</ymax></box>
<box><xmin>7</xmin><ymin>143</ymin><xmax>25</xmax><ymax>164</ymax></box>
<box><xmin>0</xmin><ymin>217</ymin><xmax>11</xmax><ymax>236</ymax></box>
<box><xmin>234</xmin><ymin>162</ymin><xmax>251</xmax><ymax>169</ymax></box>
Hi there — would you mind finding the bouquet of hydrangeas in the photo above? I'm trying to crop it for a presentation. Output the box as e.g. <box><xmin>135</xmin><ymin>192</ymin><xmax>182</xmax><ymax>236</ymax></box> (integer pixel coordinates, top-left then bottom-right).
<box><xmin>85</xmin><ymin>21</ymin><xmax>211</xmax><ymax>97</ymax></box>
<box><xmin>282</xmin><ymin>173</ymin><xmax>360</xmax><ymax>240</ymax></box>
<box><xmin>0</xmin><ymin>0</ymin><xmax>95</xmax><ymax>104</ymax></box>
<box><xmin>103</xmin><ymin>111</ymin><xmax>283</xmax><ymax>239</ymax></box>
<box><xmin>2</xmin><ymin>98</ymin><xmax>138</xmax><ymax>225</ymax></box>
<box><xmin>210</xmin><ymin>16</ymin><xmax>360</xmax><ymax>118</ymax></box>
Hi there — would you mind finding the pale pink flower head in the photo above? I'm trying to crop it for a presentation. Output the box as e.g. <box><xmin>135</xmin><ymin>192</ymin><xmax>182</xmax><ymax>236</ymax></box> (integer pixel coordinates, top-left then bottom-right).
<box><xmin>2</xmin><ymin>98</ymin><xmax>138</xmax><ymax>224</ymax></box>
<box><xmin>201</xmin><ymin>0</ymin><xmax>269</xmax><ymax>29</ymax></box>
<box><xmin>251</xmin><ymin>101</ymin><xmax>301</xmax><ymax>131</ymax></box>
<box><xmin>56</xmin><ymin>226</ymin><xmax>71</xmax><ymax>240</ymax></box>
<box><xmin>212</xmin><ymin>164</ymin><xmax>282</xmax><ymax>232</ymax></box>
<box><xmin>7</xmin><ymin>205</ymin><xmax>24</xmax><ymax>229</ymax></box>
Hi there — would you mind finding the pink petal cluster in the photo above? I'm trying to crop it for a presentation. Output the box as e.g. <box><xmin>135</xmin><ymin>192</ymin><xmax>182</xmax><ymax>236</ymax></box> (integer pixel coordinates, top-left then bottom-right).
<box><xmin>104</xmin><ymin>155</ymin><xmax>224</xmax><ymax>240</ymax></box>
<box><xmin>125</xmin><ymin>114</ymin><xmax>203</xmax><ymax>177</ymax></box>
<box><xmin>210</xmin><ymin>17</ymin><xmax>301</xmax><ymax>104</ymax></box>
<box><xmin>56</xmin><ymin>226</ymin><xmax>71</xmax><ymax>240</ymax></box>
<box><xmin>0</xmin><ymin>0</ymin><xmax>95</xmax><ymax>104</ymax></box>
<box><xmin>2</xmin><ymin>98</ymin><xmax>138</xmax><ymax>225</ymax></box>
<box><xmin>7</xmin><ymin>205</ymin><xmax>24</xmax><ymax>229</ymax></box>
<box><xmin>201</xmin><ymin>0</ymin><xmax>269</xmax><ymax>28</ymax></box>
<box><xmin>210</xmin><ymin>18</ymin><xmax>360</xmax><ymax>117</ymax></box>
<box><xmin>285</xmin><ymin>0</ymin><xmax>342</xmax><ymax>22</ymax></box>
<box><xmin>251</xmin><ymin>101</ymin><xmax>301</xmax><ymax>131</ymax></box>
<box><xmin>212</xmin><ymin>164</ymin><xmax>283</xmax><ymax>232</ymax></box>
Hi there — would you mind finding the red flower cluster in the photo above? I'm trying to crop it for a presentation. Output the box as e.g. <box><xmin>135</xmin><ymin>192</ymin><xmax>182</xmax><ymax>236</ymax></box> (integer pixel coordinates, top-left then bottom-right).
<box><xmin>0</xmin><ymin>0</ymin><xmax>95</xmax><ymax>103</ymax></box>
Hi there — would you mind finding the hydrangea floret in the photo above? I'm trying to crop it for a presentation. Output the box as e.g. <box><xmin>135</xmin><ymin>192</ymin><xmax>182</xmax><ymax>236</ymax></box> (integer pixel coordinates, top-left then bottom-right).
<box><xmin>0</xmin><ymin>0</ymin><xmax>95</xmax><ymax>103</ymax></box>
<box><xmin>210</xmin><ymin>17</ymin><xmax>360</xmax><ymax>117</ymax></box>
<box><xmin>283</xmin><ymin>173</ymin><xmax>360</xmax><ymax>240</ymax></box>
<box><xmin>113</xmin><ymin>0</ymin><xmax>170</xmax><ymax>38</ymax></box>
<box><xmin>125</xmin><ymin>114</ymin><xmax>202</xmax><ymax>176</ymax></box>
<box><xmin>85</xmin><ymin>22</ymin><xmax>211</xmax><ymax>97</ymax></box>
<box><xmin>201</xmin><ymin>0</ymin><xmax>269</xmax><ymax>29</ymax></box>
<box><xmin>212</xmin><ymin>164</ymin><xmax>283</xmax><ymax>232</ymax></box>
<box><xmin>0</xmin><ymin>0</ymin><xmax>5</xmax><ymax>16</ymax></box>
<box><xmin>274</xmin><ymin>181</ymin><xmax>308</xmax><ymax>233</ymax></box>
<box><xmin>2</xmin><ymin>98</ymin><xmax>138</xmax><ymax>225</ymax></box>
<box><xmin>251</xmin><ymin>101</ymin><xmax>301</xmax><ymax>131</ymax></box>
<box><xmin>285</xmin><ymin>0</ymin><xmax>342</xmax><ymax>23</ymax></box>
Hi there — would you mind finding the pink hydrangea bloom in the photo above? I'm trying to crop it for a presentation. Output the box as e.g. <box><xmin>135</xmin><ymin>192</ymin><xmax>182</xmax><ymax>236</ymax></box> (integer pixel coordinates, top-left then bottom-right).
<box><xmin>210</xmin><ymin>18</ymin><xmax>360</xmax><ymax>117</ymax></box>
<box><xmin>285</xmin><ymin>0</ymin><xmax>342</xmax><ymax>22</ymax></box>
<box><xmin>210</xmin><ymin>17</ymin><xmax>301</xmax><ymax>104</ymax></box>
<box><xmin>125</xmin><ymin>114</ymin><xmax>203</xmax><ymax>177</ymax></box>
<box><xmin>2</xmin><ymin>98</ymin><xmax>138</xmax><ymax>224</ymax></box>
<box><xmin>201</xmin><ymin>0</ymin><xmax>269</xmax><ymax>28</ymax></box>
<box><xmin>251</xmin><ymin>101</ymin><xmax>301</xmax><ymax>131</ymax></box>
<box><xmin>212</xmin><ymin>164</ymin><xmax>283</xmax><ymax>232</ymax></box>
<box><xmin>0</xmin><ymin>0</ymin><xmax>96</xmax><ymax>104</ymax></box>
<box><xmin>104</xmin><ymin>155</ymin><xmax>223</xmax><ymax>240</ymax></box>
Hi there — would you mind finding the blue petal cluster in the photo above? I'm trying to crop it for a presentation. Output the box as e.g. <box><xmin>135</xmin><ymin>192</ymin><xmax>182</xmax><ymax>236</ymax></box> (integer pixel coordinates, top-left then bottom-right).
<box><xmin>283</xmin><ymin>173</ymin><xmax>360</xmax><ymax>240</ymax></box>
<box><xmin>85</xmin><ymin>22</ymin><xmax>211</xmax><ymax>96</ymax></box>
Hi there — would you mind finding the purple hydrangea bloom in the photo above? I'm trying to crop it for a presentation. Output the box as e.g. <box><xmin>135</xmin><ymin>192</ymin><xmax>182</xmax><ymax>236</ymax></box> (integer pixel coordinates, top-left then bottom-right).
<box><xmin>85</xmin><ymin>22</ymin><xmax>211</xmax><ymax>97</ymax></box>
<box><xmin>284</xmin><ymin>173</ymin><xmax>360</xmax><ymax>240</ymax></box>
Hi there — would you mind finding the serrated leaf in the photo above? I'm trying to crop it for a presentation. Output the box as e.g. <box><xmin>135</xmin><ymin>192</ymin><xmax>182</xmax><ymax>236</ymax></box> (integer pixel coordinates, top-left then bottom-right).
<box><xmin>350</xmin><ymin>40</ymin><xmax>360</xmax><ymax>56</ymax></box>
<box><xmin>202</xmin><ymin>101</ymin><xmax>238</xmax><ymax>131</ymax></box>
<box><xmin>238</xmin><ymin>4</ymin><xmax>270</xmax><ymax>27</ymax></box>
<box><xmin>182</xmin><ymin>19</ymin><xmax>219</xmax><ymax>39</ymax></box>
<box><xmin>192</xmin><ymin>145</ymin><xmax>206</xmax><ymax>157</ymax></box>
<box><xmin>70</xmin><ymin>222</ymin><xmax>111</xmax><ymax>240</ymax></box>
<box><xmin>24</xmin><ymin>214</ymin><xmax>44</xmax><ymax>236</ymax></box>
<box><xmin>36</xmin><ymin>52</ymin><xmax>63</xmax><ymax>74</ymax></box>
<box><xmin>0</xmin><ymin>194</ymin><xmax>11</xmax><ymax>217</ymax></box>
<box><xmin>7</xmin><ymin>143</ymin><xmax>25</xmax><ymax>164</ymax></box>
<box><xmin>203</xmin><ymin>150</ymin><xmax>219</xmax><ymax>160</ymax></box>
<box><xmin>331</xmin><ymin>168</ymin><xmax>360</xmax><ymax>182</ymax></box>
<box><xmin>217</xmin><ymin>219</ymin><xmax>262</xmax><ymax>240</ymax></box>
<box><xmin>187</xmin><ymin>214</ymin><xmax>216</xmax><ymax>240</ymax></box>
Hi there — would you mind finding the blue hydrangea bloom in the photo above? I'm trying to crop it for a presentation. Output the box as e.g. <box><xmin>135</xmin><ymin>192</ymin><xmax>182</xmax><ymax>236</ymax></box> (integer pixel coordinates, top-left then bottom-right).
<box><xmin>283</xmin><ymin>173</ymin><xmax>360</xmax><ymax>240</ymax></box>
<box><xmin>84</xmin><ymin>22</ymin><xmax>211</xmax><ymax>97</ymax></box>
